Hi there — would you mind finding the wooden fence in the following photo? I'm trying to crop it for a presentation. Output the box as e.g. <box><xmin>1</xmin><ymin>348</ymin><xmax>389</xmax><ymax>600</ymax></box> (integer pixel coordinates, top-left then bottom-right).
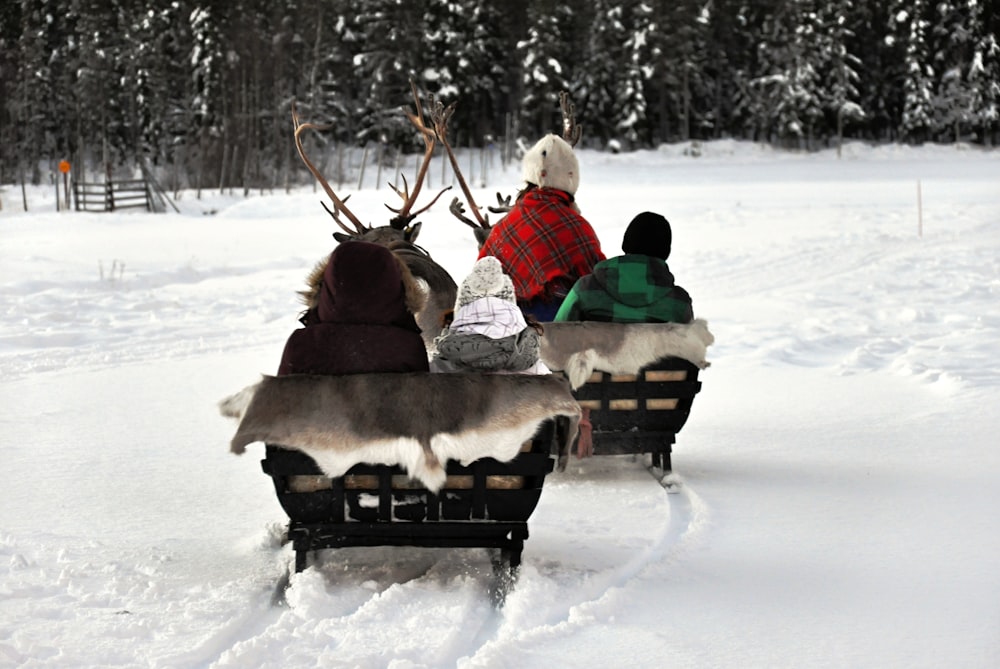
<box><xmin>73</xmin><ymin>178</ymin><xmax>153</xmax><ymax>212</ymax></box>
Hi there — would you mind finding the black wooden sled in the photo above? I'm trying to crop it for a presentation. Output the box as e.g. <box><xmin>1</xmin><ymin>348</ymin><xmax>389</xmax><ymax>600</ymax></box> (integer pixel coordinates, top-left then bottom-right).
<box><xmin>571</xmin><ymin>357</ymin><xmax>703</xmax><ymax>471</ymax></box>
<box><xmin>261</xmin><ymin>420</ymin><xmax>563</xmax><ymax>604</ymax></box>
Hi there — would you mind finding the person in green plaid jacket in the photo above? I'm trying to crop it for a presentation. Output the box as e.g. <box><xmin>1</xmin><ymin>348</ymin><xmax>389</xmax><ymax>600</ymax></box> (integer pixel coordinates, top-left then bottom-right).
<box><xmin>553</xmin><ymin>211</ymin><xmax>693</xmax><ymax>324</ymax></box>
<box><xmin>554</xmin><ymin>211</ymin><xmax>694</xmax><ymax>458</ymax></box>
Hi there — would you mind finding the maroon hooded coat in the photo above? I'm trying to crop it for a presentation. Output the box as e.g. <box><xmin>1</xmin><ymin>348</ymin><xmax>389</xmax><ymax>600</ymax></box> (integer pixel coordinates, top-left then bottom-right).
<box><xmin>277</xmin><ymin>242</ymin><xmax>429</xmax><ymax>376</ymax></box>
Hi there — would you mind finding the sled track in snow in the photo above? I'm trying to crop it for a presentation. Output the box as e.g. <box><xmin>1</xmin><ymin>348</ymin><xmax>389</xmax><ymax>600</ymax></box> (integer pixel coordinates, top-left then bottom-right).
<box><xmin>459</xmin><ymin>465</ymin><xmax>712</xmax><ymax>667</ymax></box>
<box><xmin>201</xmin><ymin>546</ymin><xmax>501</xmax><ymax>667</ymax></box>
<box><xmin>203</xmin><ymin>461</ymin><xmax>711</xmax><ymax>667</ymax></box>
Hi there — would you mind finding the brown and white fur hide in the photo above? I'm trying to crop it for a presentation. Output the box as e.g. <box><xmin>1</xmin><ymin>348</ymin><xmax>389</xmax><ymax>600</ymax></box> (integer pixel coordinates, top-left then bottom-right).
<box><xmin>219</xmin><ymin>372</ymin><xmax>581</xmax><ymax>492</ymax></box>
<box><xmin>539</xmin><ymin>318</ymin><xmax>715</xmax><ymax>389</ymax></box>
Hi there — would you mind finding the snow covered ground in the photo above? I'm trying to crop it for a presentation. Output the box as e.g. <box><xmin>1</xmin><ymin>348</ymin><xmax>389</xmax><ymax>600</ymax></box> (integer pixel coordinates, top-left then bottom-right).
<box><xmin>2</xmin><ymin>140</ymin><xmax>999</xmax><ymax>668</ymax></box>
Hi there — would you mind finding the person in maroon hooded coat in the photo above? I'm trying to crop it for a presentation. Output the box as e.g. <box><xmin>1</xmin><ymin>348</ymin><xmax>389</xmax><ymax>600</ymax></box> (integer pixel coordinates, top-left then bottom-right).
<box><xmin>278</xmin><ymin>241</ymin><xmax>429</xmax><ymax>376</ymax></box>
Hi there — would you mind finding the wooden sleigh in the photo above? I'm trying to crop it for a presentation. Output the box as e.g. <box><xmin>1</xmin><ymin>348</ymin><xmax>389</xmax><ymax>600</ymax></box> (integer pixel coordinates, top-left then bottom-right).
<box><xmin>539</xmin><ymin>320</ymin><xmax>712</xmax><ymax>471</ymax></box>
<box><xmin>221</xmin><ymin>372</ymin><xmax>579</xmax><ymax>604</ymax></box>
<box><xmin>261</xmin><ymin>421</ymin><xmax>565</xmax><ymax>603</ymax></box>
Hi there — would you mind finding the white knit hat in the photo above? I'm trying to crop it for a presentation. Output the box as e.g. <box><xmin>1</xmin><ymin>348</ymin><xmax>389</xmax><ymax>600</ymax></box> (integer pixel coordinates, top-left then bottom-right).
<box><xmin>456</xmin><ymin>256</ymin><xmax>516</xmax><ymax>308</ymax></box>
<box><xmin>521</xmin><ymin>133</ymin><xmax>580</xmax><ymax>195</ymax></box>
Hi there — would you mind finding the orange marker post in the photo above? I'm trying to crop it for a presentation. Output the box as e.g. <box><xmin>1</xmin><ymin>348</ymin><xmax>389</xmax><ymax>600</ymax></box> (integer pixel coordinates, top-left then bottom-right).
<box><xmin>59</xmin><ymin>160</ymin><xmax>71</xmax><ymax>211</ymax></box>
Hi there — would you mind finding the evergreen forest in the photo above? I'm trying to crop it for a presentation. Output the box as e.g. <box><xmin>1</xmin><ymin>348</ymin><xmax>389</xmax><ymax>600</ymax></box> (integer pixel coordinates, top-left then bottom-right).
<box><xmin>1</xmin><ymin>0</ymin><xmax>997</xmax><ymax>189</ymax></box>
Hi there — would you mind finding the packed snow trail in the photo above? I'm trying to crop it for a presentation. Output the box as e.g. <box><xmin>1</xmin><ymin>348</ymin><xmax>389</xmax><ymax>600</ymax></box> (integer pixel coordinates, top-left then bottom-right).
<box><xmin>459</xmin><ymin>466</ymin><xmax>710</xmax><ymax>667</ymax></box>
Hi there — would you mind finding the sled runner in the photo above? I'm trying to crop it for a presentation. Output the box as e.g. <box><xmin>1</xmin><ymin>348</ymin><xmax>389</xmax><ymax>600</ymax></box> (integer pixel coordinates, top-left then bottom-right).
<box><xmin>572</xmin><ymin>357</ymin><xmax>703</xmax><ymax>471</ymax></box>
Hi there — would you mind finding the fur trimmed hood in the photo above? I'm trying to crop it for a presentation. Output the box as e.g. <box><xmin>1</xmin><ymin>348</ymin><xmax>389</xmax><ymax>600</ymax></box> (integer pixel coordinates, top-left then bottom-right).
<box><xmin>298</xmin><ymin>242</ymin><xmax>427</xmax><ymax>326</ymax></box>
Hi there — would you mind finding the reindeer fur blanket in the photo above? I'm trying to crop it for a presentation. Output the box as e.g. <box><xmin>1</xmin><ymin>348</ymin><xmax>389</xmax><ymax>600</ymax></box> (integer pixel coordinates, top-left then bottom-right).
<box><xmin>219</xmin><ymin>372</ymin><xmax>581</xmax><ymax>492</ymax></box>
<box><xmin>539</xmin><ymin>318</ymin><xmax>715</xmax><ymax>389</ymax></box>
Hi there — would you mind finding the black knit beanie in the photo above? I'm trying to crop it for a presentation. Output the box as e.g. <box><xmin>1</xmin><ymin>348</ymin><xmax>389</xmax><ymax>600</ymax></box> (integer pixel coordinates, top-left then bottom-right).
<box><xmin>622</xmin><ymin>211</ymin><xmax>672</xmax><ymax>260</ymax></box>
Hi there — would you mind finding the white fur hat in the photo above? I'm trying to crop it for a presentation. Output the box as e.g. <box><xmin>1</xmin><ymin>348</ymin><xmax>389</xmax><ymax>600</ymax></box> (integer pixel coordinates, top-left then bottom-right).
<box><xmin>456</xmin><ymin>256</ymin><xmax>516</xmax><ymax>308</ymax></box>
<box><xmin>521</xmin><ymin>133</ymin><xmax>580</xmax><ymax>195</ymax></box>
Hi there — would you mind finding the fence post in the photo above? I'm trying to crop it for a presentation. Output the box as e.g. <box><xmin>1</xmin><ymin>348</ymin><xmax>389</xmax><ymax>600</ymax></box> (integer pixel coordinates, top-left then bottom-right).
<box><xmin>59</xmin><ymin>160</ymin><xmax>71</xmax><ymax>209</ymax></box>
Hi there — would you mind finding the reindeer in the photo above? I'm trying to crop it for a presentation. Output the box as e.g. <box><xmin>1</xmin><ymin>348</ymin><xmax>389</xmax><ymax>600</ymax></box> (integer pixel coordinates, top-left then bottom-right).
<box><xmin>447</xmin><ymin>91</ymin><xmax>582</xmax><ymax>249</ymax></box>
<box><xmin>292</xmin><ymin>83</ymin><xmax>457</xmax><ymax>349</ymax></box>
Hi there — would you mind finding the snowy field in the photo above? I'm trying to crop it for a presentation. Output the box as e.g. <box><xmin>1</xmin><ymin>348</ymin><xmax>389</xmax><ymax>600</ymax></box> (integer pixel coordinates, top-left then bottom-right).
<box><xmin>2</xmin><ymin>140</ymin><xmax>999</xmax><ymax>668</ymax></box>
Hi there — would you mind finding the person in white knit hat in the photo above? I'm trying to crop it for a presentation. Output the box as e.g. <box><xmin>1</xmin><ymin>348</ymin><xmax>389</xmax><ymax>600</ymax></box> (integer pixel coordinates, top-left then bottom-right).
<box><xmin>477</xmin><ymin>134</ymin><xmax>605</xmax><ymax>321</ymax></box>
<box><xmin>430</xmin><ymin>256</ymin><xmax>550</xmax><ymax>374</ymax></box>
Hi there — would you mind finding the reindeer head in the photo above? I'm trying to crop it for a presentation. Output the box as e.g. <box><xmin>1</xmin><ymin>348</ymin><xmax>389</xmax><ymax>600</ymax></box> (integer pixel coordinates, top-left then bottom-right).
<box><xmin>292</xmin><ymin>83</ymin><xmax>459</xmax><ymax>350</ymax></box>
<box><xmin>292</xmin><ymin>81</ymin><xmax>452</xmax><ymax>247</ymax></box>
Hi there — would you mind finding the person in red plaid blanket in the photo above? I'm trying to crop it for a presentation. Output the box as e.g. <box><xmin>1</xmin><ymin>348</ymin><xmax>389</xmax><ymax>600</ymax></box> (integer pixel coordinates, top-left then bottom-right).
<box><xmin>477</xmin><ymin>134</ymin><xmax>606</xmax><ymax>321</ymax></box>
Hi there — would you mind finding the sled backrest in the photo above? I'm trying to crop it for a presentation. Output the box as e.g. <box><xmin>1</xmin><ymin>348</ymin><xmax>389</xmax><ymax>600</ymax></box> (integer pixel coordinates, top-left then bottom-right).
<box><xmin>262</xmin><ymin>420</ymin><xmax>560</xmax><ymax>525</ymax></box>
<box><xmin>573</xmin><ymin>357</ymin><xmax>702</xmax><ymax>434</ymax></box>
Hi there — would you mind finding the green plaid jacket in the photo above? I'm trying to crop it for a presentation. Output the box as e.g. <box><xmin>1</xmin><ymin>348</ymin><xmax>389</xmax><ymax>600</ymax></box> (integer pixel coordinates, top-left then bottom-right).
<box><xmin>553</xmin><ymin>254</ymin><xmax>693</xmax><ymax>324</ymax></box>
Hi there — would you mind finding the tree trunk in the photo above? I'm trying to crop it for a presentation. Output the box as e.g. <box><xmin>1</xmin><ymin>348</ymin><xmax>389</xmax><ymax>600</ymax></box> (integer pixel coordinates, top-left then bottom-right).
<box><xmin>682</xmin><ymin>67</ymin><xmax>691</xmax><ymax>142</ymax></box>
<box><xmin>837</xmin><ymin>109</ymin><xmax>844</xmax><ymax>158</ymax></box>
<box><xmin>218</xmin><ymin>140</ymin><xmax>229</xmax><ymax>193</ymax></box>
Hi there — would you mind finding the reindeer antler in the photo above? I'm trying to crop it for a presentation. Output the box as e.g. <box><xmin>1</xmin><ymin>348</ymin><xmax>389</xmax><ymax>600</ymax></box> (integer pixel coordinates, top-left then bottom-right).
<box><xmin>292</xmin><ymin>100</ymin><xmax>368</xmax><ymax>235</ymax></box>
<box><xmin>432</xmin><ymin>94</ymin><xmax>492</xmax><ymax>236</ymax></box>
<box><xmin>560</xmin><ymin>90</ymin><xmax>582</xmax><ymax>147</ymax></box>
<box><xmin>388</xmin><ymin>81</ymin><xmax>452</xmax><ymax>229</ymax></box>
<box><xmin>488</xmin><ymin>192</ymin><xmax>513</xmax><ymax>215</ymax></box>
